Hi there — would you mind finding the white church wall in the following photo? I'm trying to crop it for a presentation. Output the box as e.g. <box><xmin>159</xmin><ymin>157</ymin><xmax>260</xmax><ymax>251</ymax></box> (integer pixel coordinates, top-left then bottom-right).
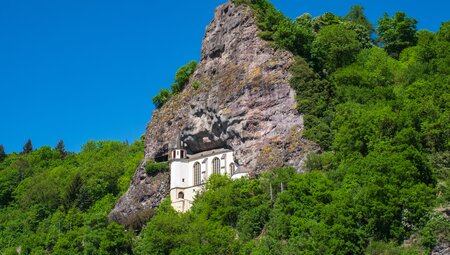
<box><xmin>169</xmin><ymin>148</ymin><xmax>245</xmax><ymax>212</ymax></box>
<box><xmin>170</xmin><ymin>186</ymin><xmax>202</xmax><ymax>212</ymax></box>
<box><xmin>170</xmin><ymin>161</ymin><xmax>189</xmax><ymax>188</ymax></box>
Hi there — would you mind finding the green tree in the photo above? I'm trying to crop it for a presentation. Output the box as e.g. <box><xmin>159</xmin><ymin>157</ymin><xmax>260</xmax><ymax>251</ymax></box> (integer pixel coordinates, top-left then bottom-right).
<box><xmin>311</xmin><ymin>24</ymin><xmax>362</xmax><ymax>73</ymax></box>
<box><xmin>171</xmin><ymin>60</ymin><xmax>198</xmax><ymax>93</ymax></box>
<box><xmin>145</xmin><ymin>161</ymin><xmax>169</xmax><ymax>175</ymax></box>
<box><xmin>377</xmin><ymin>12</ymin><xmax>418</xmax><ymax>58</ymax></box>
<box><xmin>98</xmin><ymin>222</ymin><xmax>133</xmax><ymax>255</ymax></box>
<box><xmin>272</xmin><ymin>19</ymin><xmax>314</xmax><ymax>57</ymax></box>
<box><xmin>0</xmin><ymin>144</ymin><xmax>5</xmax><ymax>162</ymax></box>
<box><xmin>437</xmin><ymin>21</ymin><xmax>450</xmax><ymax>42</ymax></box>
<box><xmin>344</xmin><ymin>5</ymin><xmax>374</xmax><ymax>35</ymax></box>
<box><xmin>55</xmin><ymin>139</ymin><xmax>67</xmax><ymax>157</ymax></box>
<box><xmin>22</xmin><ymin>139</ymin><xmax>33</xmax><ymax>154</ymax></box>
<box><xmin>344</xmin><ymin>21</ymin><xmax>373</xmax><ymax>49</ymax></box>
<box><xmin>152</xmin><ymin>88</ymin><xmax>171</xmax><ymax>108</ymax></box>
<box><xmin>64</xmin><ymin>172</ymin><xmax>84</xmax><ymax>210</ymax></box>
<box><xmin>289</xmin><ymin>57</ymin><xmax>335</xmax><ymax>149</ymax></box>
<box><xmin>311</xmin><ymin>12</ymin><xmax>341</xmax><ymax>32</ymax></box>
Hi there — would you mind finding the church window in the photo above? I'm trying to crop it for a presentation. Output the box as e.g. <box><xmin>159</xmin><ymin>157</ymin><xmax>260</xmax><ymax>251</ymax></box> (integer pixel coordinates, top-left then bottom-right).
<box><xmin>193</xmin><ymin>162</ymin><xmax>201</xmax><ymax>185</ymax></box>
<box><xmin>212</xmin><ymin>157</ymin><xmax>220</xmax><ymax>174</ymax></box>
<box><xmin>230</xmin><ymin>163</ymin><xmax>235</xmax><ymax>175</ymax></box>
<box><xmin>178</xmin><ymin>192</ymin><xmax>184</xmax><ymax>199</ymax></box>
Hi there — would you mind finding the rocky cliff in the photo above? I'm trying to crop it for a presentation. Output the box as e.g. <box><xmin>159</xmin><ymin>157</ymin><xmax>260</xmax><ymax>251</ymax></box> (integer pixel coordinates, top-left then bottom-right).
<box><xmin>110</xmin><ymin>1</ymin><xmax>318</xmax><ymax>226</ymax></box>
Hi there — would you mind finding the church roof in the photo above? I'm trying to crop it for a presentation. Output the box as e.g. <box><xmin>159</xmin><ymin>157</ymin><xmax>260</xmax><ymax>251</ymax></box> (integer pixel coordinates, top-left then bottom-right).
<box><xmin>187</xmin><ymin>148</ymin><xmax>233</xmax><ymax>161</ymax></box>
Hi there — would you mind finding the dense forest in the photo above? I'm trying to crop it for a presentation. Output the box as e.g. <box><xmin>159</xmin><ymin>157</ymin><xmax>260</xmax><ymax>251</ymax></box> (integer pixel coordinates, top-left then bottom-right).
<box><xmin>1</xmin><ymin>0</ymin><xmax>449</xmax><ymax>254</ymax></box>
<box><xmin>0</xmin><ymin>140</ymin><xmax>143</xmax><ymax>254</ymax></box>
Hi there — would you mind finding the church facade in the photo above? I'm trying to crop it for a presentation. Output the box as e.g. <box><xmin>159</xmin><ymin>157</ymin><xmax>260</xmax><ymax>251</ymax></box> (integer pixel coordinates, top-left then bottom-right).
<box><xmin>169</xmin><ymin>146</ymin><xmax>247</xmax><ymax>212</ymax></box>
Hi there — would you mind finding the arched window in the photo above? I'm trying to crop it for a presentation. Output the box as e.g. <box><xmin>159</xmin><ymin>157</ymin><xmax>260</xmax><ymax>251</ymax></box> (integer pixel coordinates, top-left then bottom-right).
<box><xmin>229</xmin><ymin>163</ymin><xmax>235</xmax><ymax>175</ymax></box>
<box><xmin>193</xmin><ymin>162</ymin><xmax>201</xmax><ymax>186</ymax></box>
<box><xmin>212</xmin><ymin>157</ymin><xmax>220</xmax><ymax>174</ymax></box>
<box><xmin>178</xmin><ymin>192</ymin><xmax>184</xmax><ymax>199</ymax></box>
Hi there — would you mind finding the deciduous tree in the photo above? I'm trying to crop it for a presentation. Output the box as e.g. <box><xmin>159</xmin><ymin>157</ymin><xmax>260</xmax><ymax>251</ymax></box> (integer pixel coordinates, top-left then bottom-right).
<box><xmin>377</xmin><ymin>12</ymin><xmax>418</xmax><ymax>58</ymax></box>
<box><xmin>152</xmin><ymin>89</ymin><xmax>171</xmax><ymax>108</ymax></box>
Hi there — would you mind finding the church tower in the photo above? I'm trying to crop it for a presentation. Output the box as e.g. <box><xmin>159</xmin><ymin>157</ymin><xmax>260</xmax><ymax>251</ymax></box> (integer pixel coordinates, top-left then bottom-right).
<box><xmin>169</xmin><ymin>135</ymin><xmax>187</xmax><ymax>161</ymax></box>
<box><xmin>169</xmin><ymin>135</ymin><xmax>189</xmax><ymax>212</ymax></box>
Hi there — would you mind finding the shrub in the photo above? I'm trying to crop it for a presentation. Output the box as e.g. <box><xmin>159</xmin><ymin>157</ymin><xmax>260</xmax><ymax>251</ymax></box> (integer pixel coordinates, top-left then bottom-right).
<box><xmin>152</xmin><ymin>89</ymin><xmax>172</xmax><ymax>108</ymax></box>
<box><xmin>192</xmin><ymin>81</ymin><xmax>200</xmax><ymax>90</ymax></box>
<box><xmin>171</xmin><ymin>61</ymin><xmax>197</xmax><ymax>93</ymax></box>
<box><xmin>145</xmin><ymin>161</ymin><xmax>169</xmax><ymax>175</ymax></box>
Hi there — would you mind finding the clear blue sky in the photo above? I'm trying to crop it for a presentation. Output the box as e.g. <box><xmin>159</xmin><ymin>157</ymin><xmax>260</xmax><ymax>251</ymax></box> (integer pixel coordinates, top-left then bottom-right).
<box><xmin>1</xmin><ymin>0</ymin><xmax>448</xmax><ymax>153</ymax></box>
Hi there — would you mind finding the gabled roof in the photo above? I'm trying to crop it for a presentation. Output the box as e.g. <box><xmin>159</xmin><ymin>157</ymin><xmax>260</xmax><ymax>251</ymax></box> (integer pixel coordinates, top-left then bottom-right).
<box><xmin>187</xmin><ymin>148</ymin><xmax>233</xmax><ymax>161</ymax></box>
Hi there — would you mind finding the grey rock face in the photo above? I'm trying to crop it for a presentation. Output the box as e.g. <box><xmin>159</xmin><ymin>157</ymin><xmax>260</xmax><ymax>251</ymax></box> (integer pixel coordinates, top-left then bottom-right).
<box><xmin>109</xmin><ymin>162</ymin><xmax>170</xmax><ymax>226</ymax></box>
<box><xmin>110</xmin><ymin>2</ymin><xmax>317</xmax><ymax>224</ymax></box>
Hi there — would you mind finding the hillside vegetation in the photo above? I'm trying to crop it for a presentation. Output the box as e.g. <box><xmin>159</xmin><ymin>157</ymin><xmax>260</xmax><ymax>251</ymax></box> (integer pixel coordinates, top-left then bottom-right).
<box><xmin>0</xmin><ymin>141</ymin><xmax>144</xmax><ymax>254</ymax></box>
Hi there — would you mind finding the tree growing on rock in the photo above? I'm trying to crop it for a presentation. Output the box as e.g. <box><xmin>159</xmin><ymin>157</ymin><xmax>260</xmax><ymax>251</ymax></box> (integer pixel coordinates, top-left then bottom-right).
<box><xmin>171</xmin><ymin>60</ymin><xmax>198</xmax><ymax>94</ymax></box>
<box><xmin>152</xmin><ymin>89</ymin><xmax>172</xmax><ymax>108</ymax></box>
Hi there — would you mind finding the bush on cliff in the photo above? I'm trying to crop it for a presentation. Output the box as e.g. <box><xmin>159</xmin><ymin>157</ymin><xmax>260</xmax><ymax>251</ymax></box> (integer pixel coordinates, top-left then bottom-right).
<box><xmin>144</xmin><ymin>161</ymin><xmax>169</xmax><ymax>175</ymax></box>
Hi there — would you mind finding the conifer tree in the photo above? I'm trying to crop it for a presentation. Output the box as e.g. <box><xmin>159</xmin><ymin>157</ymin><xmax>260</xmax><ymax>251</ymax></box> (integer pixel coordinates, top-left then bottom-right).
<box><xmin>345</xmin><ymin>5</ymin><xmax>374</xmax><ymax>35</ymax></box>
<box><xmin>64</xmin><ymin>172</ymin><xmax>83</xmax><ymax>209</ymax></box>
<box><xmin>55</xmin><ymin>139</ymin><xmax>66</xmax><ymax>157</ymax></box>
<box><xmin>0</xmin><ymin>144</ymin><xmax>6</xmax><ymax>162</ymax></box>
<box><xmin>22</xmin><ymin>139</ymin><xmax>33</xmax><ymax>154</ymax></box>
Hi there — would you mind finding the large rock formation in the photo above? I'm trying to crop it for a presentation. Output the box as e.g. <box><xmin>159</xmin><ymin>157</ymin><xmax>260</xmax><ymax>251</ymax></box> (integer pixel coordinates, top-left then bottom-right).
<box><xmin>110</xmin><ymin>1</ymin><xmax>317</xmax><ymax>225</ymax></box>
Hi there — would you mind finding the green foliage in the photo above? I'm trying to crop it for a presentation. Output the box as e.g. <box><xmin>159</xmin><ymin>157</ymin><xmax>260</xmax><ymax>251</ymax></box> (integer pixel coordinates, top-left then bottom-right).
<box><xmin>365</xmin><ymin>241</ymin><xmax>423</xmax><ymax>254</ymax></box>
<box><xmin>144</xmin><ymin>161</ymin><xmax>169</xmax><ymax>175</ymax></box>
<box><xmin>152</xmin><ymin>60</ymin><xmax>197</xmax><ymax>108</ymax></box>
<box><xmin>134</xmin><ymin>197</ymin><xmax>239</xmax><ymax>255</ymax></box>
<box><xmin>377</xmin><ymin>12</ymin><xmax>418</xmax><ymax>58</ymax></box>
<box><xmin>236</xmin><ymin>0</ymin><xmax>288</xmax><ymax>39</ymax></box>
<box><xmin>344</xmin><ymin>5</ymin><xmax>374</xmax><ymax>35</ymax></box>
<box><xmin>152</xmin><ymin>88</ymin><xmax>171</xmax><ymax>108</ymax></box>
<box><xmin>289</xmin><ymin>57</ymin><xmax>335</xmax><ymax>149</ymax></box>
<box><xmin>437</xmin><ymin>21</ymin><xmax>450</xmax><ymax>41</ymax></box>
<box><xmin>311</xmin><ymin>24</ymin><xmax>363</xmax><ymax>72</ymax></box>
<box><xmin>272</xmin><ymin>19</ymin><xmax>315</xmax><ymax>57</ymax></box>
<box><xmin>304</xmin><ymin>152</ymin><xmax>337</xmax><ymax>172</ymax></box>
<box><xmin>0</xmin><ymin>140</ymin><xmax>143</xmax><ymax>254</ymax></box>
<box><xmin>419</xmin><ymin>212</ymin><xmax>450</xmax><ymax>252</ymax></box>
<box><xmin>344</xmin><ymin>21</ymin><xmax>373</xmax><ymax>49</ymax></box>
<box><xmin>234</xmin><ymin>0</ymin><xmax>314</xmax><ymax>57</ymax></box>
<box><xmin>133</xmin><ymin>164</ymin><xmax>435</xmax><ymax>254</ymax></box>
<box><xmin>311</xmin><ymin>12</ymin><xmax>342</xmax><ymax>32</ymax></box>
<box><xmin>0</xmin><ymin>144</ymin><xmax>5</xmax><ymax>162</ymax></box>
<box><xmin>171</xmin><ymin>60</ymin><xmax>197</xmax><ymax>93</ymax></box>
<box><xmin>55</xmin><ymin>139</ymin><xmax>67</xmax><ymax>157</ymax></box>
<box><xmin>191</xmin><ymin>80</ymin><xmax>200</xmax><ymax>90</ymax></box>
<box><xmin>23</xmin><ymin>138</ymin><xmax>33</xmax><ymax>154</ymax></box>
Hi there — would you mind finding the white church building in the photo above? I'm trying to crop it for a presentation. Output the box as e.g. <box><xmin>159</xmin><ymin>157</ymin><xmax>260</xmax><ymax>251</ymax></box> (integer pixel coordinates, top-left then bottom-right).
<box><xmin>169</xmin><ymin>144</ymin><xmax>247</xmax><ymax>212</ymax></box>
